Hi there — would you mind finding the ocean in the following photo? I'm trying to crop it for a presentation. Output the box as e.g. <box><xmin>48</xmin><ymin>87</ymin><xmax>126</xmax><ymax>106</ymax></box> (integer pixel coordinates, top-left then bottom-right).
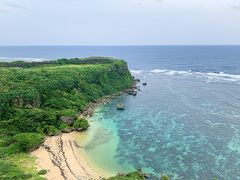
<box><xmin>1</xmin><ymin>45</ymin><xmax>240</xmax><ymax>179</ymax></box>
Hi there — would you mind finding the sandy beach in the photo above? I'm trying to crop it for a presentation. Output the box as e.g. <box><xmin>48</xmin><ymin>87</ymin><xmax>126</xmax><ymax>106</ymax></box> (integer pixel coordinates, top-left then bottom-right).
<box><xmin>31</xmin><ymin>132</ymin><xmax>101</xmax><ymax>180</ymax></box>
<box><xmin>31</xmin><ymin>92</ymin><xmax>136</xmax><ymax>180</ymax></box>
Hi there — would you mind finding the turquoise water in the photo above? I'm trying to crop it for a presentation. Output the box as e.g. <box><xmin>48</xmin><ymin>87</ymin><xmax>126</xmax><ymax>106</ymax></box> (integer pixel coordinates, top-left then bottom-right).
<box><xmin>76</xmin><ymin>108</ymin><xmax>135</xmax><ymax>177</ymax></box>
<box><xmin>1</xmin><ymin>45</ymin><xmax>240</xmax><ymax>179</ymax></box>
<box><xmin>84</xmin><ymin>70</ymin><xmax>240</xmax><ymax>180</ymax></box>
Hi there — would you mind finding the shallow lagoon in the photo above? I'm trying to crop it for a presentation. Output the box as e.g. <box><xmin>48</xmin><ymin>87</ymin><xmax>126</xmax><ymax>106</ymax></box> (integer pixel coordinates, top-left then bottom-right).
<box><xmin>76</xmin><ymin>70</ymin><xmax>240</xmax><ymax>180</ymax></box>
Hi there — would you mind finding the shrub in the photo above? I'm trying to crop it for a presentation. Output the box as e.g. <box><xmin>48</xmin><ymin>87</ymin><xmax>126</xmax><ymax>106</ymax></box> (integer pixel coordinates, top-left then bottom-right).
<box><xmin>58</xmin><ymin>123</ymin><xmax>74</xmax><ymax>133</ymax></box>
<box><xmin>13</xmin><ymin>133</ymin><xmax>44</xmax><ymax>152</ymax></box>
<box><xmin>38</xmin><ymin>169</ymin><xmax>48</xmax><ymax>175</ymax></box>
<box><xmin>73</xmin><ymin>118</ymin><xmax>89</xmax><ymax>131</ymax></box>
<box><xmin>45</xmin><ymin>126</ymin><xmax>60</xmax><ymax>136</ymax></box>
<box><xmin>0</xmin><ymin>160</ymin><xmax>31</xmax><ymax>179</ymax></box>
<box><xmin>58</xmin><ymin>109</ymin><xmax>76</xmax><ymax>117</ymax></box>
<box><xmin>106</xmin><ymin>171</ymin><xmax>145</xmax><ymax>180</ymax></box>
<box><xmin>161</xmin><ymin>175</ymin><xmax>170</xmax><ymax>180</ymax></box>
<box><xmin>58</xmin><ymin>122</ymin><xmax>69</xmax><ymax>130</ymax></box>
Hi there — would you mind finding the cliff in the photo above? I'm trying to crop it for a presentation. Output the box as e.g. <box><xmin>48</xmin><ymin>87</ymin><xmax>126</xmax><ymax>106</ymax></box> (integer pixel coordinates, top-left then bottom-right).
<box><xmin>0</xmin><ymin>57</ymin><xmax>133</xmax><ymax>179</ymax></box>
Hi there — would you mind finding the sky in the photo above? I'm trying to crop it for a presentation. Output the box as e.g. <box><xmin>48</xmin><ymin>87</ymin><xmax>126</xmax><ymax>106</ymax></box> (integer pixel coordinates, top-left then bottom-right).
<box><xmin>0</xmin><ymin>0</ymin><xmax>240</xmax><ymax>45</ymax></box>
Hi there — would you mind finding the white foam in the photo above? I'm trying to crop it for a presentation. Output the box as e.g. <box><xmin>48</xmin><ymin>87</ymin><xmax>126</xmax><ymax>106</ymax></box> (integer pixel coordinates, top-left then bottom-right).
<box><xmin>130</xmin><ymin>70</ymin><xmax>144</xmax><ymax>75</ymax></box>
<box><xmin>203</xmin><ymin>72</ymin><xmax>240</xmax><ymax>82</ymax></box>
<box><xmin>0</xmin><ymin>57</ymin><xmax>49</xmax><ymax>62</ymax></box>
<box><xmin>149</xmin><ymin>69</ymin><xmax>240</xmax><ymax>83</ymax></box>
<box><xmin>150</xmin><ymin>69</ymin><xmax>169</xmax><ymax>73</ymax></box>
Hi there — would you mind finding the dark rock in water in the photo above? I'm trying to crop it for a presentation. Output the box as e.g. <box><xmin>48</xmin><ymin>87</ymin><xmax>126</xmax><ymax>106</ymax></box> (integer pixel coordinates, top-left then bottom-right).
<box><xmin>128</xmin><ymin>90</ymin><xmax>133</xmax><ymax>95</ymax></box>
<box><xmin>132</xmin><ymin>91</ymin><xmax>137</xmax><ymax>96</ymax></box>
<box><xmin>142</xmin><ymin>82</ymin><xmax>147</xmax><ymax>86</ymax></box>
<box><xmin>116</xmin><ymin>103</ymin><xmax>125</xmax><ymax>110</ymax></box>
<box><xmin>127</xmin><ymin>89</ymin><xmax>137</xmax><ymax>96</ymax></box>
<box><xmin>60</xmin><ymin>116</ymin><xmax>74</xmax><ymax>125</ymax></box>
<box><xmin>144</xmin><ymin>173</ymin><xmax>150</xmax><ymax>178</ymax></box>
<box><xmin>135</xmin><ymin>79</ymin><xmax>140</xmax><ymax>83</ymax></box>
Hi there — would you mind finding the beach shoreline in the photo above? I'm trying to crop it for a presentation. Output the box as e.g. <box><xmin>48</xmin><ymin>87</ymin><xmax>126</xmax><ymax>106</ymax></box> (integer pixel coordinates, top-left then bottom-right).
<box><xmin>31</xmin><ymin>132</ymin><xmax>101</xmax><ymax>180</ymax></box>
<box><xmin>30</xmin><ymin>78</ymin><xmax>138</xmax><ymax>179</ymax></box>
<box><xmin>31</xmin><ymin>89</ymin><xmax>136</xmax><ymax>180</ymax></box>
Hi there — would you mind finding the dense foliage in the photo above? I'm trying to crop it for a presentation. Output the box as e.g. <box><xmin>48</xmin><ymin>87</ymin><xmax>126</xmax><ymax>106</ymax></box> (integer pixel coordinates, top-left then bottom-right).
<box><xmin>0</xmin><ymin>57</ymin><xmax>133</xmax><ymax>179</ymax></box>
<box><xmin>73</xmin><ymin>118</ymin><xmax>89</xmax><ymax>131</ymax></box>
<box><xmin>105</xmin><ymin>171</ymin><xmax>146</xmax><ymax>180</ymax></box>
<box><xmin>106</xmin><ymin>172</ymin><xmax>172</xmax><ymax>180</ymax></box>
<box><xmin>0</xmin><ymin>154</ymin><xmax>45</xmax><ymax>180</ymax></box>
<box><xmin>0</xmin><ymin>56</ymin><xmax>115</xmax><ymax>68</ymax></box>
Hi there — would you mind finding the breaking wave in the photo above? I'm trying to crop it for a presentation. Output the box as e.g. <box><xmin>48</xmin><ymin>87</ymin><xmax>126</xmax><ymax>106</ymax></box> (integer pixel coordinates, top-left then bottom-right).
<box><xmin>149</xmin><ymin>69</ymin><xmax>240</xmax><ymax>83</ymax></box>
<box><xmin>130</xmin><ymin>70</ymin><xmax>144</xmax><ymax>75</ymax></box>
<box><xmin>0</xmin><ymin>57</ymin><xmax>50</xmax><ymax>62</ymax></box>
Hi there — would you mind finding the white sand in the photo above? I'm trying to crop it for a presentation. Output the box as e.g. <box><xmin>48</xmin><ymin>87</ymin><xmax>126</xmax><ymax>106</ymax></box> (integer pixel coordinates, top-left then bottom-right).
<box><xmin>31</xmin><ymin>133</ymin><xmax>101</xmax><ymax>180</ymax></box>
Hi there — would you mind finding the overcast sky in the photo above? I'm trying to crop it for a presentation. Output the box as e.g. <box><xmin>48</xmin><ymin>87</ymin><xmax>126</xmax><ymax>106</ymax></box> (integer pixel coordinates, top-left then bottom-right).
<box><xmin>0</xmin><ymin>0</ymin><xmax>240</xmax><ymax>45</ymax></box>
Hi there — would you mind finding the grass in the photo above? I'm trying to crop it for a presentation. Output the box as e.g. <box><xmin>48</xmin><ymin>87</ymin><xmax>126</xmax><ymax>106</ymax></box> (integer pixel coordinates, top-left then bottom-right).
<box><xmin>0</xmin><ymin>153</ymin><xmax>44</xmax><ymax>180</ymax></box>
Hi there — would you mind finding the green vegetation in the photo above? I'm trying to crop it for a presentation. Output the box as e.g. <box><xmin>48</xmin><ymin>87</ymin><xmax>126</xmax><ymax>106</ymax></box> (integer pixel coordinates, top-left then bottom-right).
<box><xmin>73</xmin><ymin>118</ymin><xmax>89</xmax><ymax>131</ymax></box>
<box><xmin>0</xmin><ymin>153</ymin><xmax>44</xmax><ymax>180</ymax></box>
<box><xmin>106</xmin><ymin>172</ymin><xmax>172</xmax><ymax>180</ymax></box>
<box><xmin>0</xmin><ymin>56</ymin><xmax>115</xmax><ymax>68</ymax></box>
<box><xmin>13</xmin><ymin>133</ymin><xmax>44</xmax><ymax>152</ymax></box>
<box><xmin>38</xmin><ymin>169</ymin><xmax>48</xmax><ymax>175</ymax></box>
<box><xmin>0</xmin><ymin>57</ymin><xmax>133</xmax><ymax>179</ymax></box>
<box><xmin>105</xmin><ymin>171</ymin><xmax>146</xmax><ymax>180</ymax></box>
<box><xmin>161</xmin><ymin>175</ymin><xmax>170</xmax><ymax>180</ymax></box>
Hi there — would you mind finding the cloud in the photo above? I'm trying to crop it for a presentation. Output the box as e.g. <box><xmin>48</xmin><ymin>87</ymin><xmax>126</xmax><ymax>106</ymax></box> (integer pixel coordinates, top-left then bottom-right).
<box><xmin>0</xmin><ymin>0</ymin><xmax>26</xmax><ymax>10</ymax></box>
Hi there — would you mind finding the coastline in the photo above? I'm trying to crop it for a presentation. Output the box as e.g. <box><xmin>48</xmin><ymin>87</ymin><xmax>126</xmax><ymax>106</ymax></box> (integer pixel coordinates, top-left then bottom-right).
<box><xmin>31</xmin><ymin>91</ymin><xmax>133</xmax><ymax>180</ymax></box>
<box><xmin>31</xmin><ymin>132</ymin><xmax>101</xmax><ymax>180</ymax></box>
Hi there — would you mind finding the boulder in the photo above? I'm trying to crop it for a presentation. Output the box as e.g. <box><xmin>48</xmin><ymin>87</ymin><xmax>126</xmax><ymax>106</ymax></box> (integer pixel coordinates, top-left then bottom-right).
<box><xmin>116</xmin><ymin>103</ymin><xmax>125</xmax><ymax>110</ymax></box>
<box><xmin>47</xmin><ymin>129</ymin><xmax>61</xmax><ymax>136</ymax></box>
<box><xmin>128</xmin><ymin>90</ymin><xmax>133</xmax><ymax>95</ymax></box>
<box><xmin>75</xmin><ymin>127</ymin><xmax>85</xmax><ymax>132</ymax></box>
<box><xmin>60</xmin><ymin>116</ymin><xmax>74</xmax><ymax>125</ymax></box>
<box><xmin>61</xmin><ymin>127</ymin><xmax>74</xmax><ymax>133</ymax></box>
<box><xmin>142</xmin><ymin>82</ymin><xmax>147</xmax><ymax>86</ymax></box>
<box><xmin>135</xmin><ymin>79</ymin><xmax>140</xmax><ymax>83</ymax></box>
<box><xmin>132</xmin><ymin>91</ymin><xmax>137</xmax><ymax>96</ymax></box>
<box><xmin>127</xmin><ymin>90</ymin><xmax>137</xmax><ymax>96</ymax></box>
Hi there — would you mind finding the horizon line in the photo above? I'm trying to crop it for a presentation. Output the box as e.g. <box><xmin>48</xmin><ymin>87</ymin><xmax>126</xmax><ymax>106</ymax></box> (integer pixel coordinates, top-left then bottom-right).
<box><xmin>0</xmin><ymin>44</ymin><xmax>240</xmax><ymax>47</ymax></box>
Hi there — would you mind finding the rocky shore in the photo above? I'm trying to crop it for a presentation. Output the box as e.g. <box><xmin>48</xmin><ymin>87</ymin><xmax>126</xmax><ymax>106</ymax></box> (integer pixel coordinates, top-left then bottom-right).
<box><xmin>79</xmin><ymin>79</ymin><xmax>139</xmax><ymax>118</ymax></box>
<box><xmin>78</xmin><ymin>92</ymin><xmax>123</xmax><ymax>118</ymax></box>
<box><xmin>31</xmin><ymin>81</ymin><xmax>139</xmax><ymax>180</ymax></box>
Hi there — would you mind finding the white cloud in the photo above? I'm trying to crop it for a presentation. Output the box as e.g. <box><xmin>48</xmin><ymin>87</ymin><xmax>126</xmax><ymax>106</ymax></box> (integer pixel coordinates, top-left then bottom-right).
<box><xmin>0</xmin><ymin>0</ymin><xmax>240</xmax><ymax>45</ymax></box>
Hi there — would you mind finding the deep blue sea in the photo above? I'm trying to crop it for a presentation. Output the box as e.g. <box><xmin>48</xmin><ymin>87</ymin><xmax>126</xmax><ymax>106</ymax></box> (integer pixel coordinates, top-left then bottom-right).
<box><xmin>1</xmin><ymin>46</ymin><xmax>240</xmax><ymax>180</ymax></box>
